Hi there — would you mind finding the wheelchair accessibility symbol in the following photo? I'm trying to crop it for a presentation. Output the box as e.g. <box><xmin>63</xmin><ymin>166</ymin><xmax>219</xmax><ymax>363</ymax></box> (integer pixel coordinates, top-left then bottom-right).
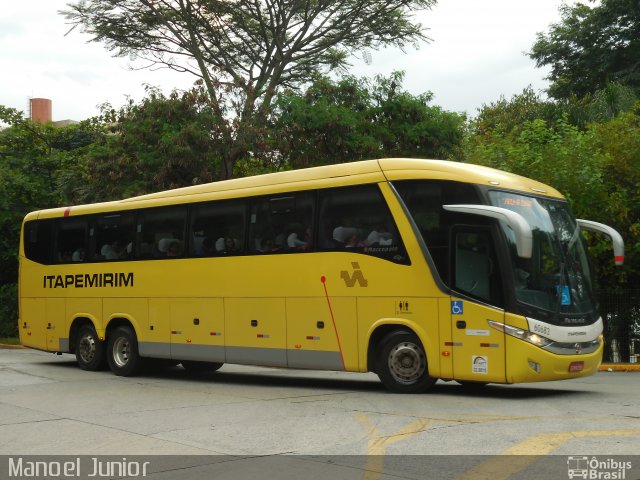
<box><xmin>451</xmin><ymin>301</ymin><xmax>464</xmax><ymax>315</ymax></box>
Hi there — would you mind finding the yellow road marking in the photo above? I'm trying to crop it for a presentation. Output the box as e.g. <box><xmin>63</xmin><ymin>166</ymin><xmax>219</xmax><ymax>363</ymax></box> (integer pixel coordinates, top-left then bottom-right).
<box><xmin>357</xmin><ymin>414</ymin><xmax>431</xmax><ymax>480</ymax></box>
<box><xmin>504</xmin><ymin>429</ymin><xmax>640</xmax><ymax>455</ymax></box>
<box><xmin>456</xmin><ymin>429</ymin><xmax>640</xmax><ymax>480</ymax></box>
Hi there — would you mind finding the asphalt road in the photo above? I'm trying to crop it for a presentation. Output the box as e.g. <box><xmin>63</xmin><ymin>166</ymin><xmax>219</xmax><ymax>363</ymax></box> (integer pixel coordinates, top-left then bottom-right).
<box><xmin>1</xmin><ymin>348</ymin><xmax>639</xmax><ymax>479</ymax></box>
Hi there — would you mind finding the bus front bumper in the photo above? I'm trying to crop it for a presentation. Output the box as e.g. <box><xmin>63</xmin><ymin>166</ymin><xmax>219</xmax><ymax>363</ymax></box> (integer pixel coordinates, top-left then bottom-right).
<box><xmin>505</xmin><ymin>335</ymin><xmax>603</xmax><ymax>383</ymax></box>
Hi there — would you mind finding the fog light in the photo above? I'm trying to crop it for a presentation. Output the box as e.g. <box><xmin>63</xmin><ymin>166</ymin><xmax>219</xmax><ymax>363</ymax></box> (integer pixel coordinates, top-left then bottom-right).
<box><xmin>528</xmin><ymin>361</ymin><xmax>541</xmax><ymax>373</ymax></box>
<box><xmin>569</xmin><ymin>361</ymin><xmax>584</xmax><ymax>373</ymax></box>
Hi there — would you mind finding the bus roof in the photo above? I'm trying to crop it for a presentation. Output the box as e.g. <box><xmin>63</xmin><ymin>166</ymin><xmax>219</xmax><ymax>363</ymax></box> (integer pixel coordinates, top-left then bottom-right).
<box><xmin>27</xmin><ymin>158</ymin><xmax>563</xmax><ymax>220</ymax></box>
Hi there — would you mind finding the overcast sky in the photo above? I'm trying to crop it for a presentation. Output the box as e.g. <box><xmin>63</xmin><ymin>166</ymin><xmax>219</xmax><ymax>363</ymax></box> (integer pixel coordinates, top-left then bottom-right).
<box><xmin>0</xmin><ymin>1</ymin><xmax>573</xmax><ymax>122</ymax></box>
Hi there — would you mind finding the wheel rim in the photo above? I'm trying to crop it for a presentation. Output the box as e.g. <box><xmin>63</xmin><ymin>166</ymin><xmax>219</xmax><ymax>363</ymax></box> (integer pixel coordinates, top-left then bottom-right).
<box><xmin>78</xmin><ymin>334</ymin><xmax>96</xmax><ymax>364</ymax></box>
<box><xmin>387</xmin><ymin>341</ymin><xmax>426</xmax><ymax>385</ymax></box>
<box><xmin>112</xmin><ymin>336</ymin><xmax>131</xmax><ymax>368</ymax></box>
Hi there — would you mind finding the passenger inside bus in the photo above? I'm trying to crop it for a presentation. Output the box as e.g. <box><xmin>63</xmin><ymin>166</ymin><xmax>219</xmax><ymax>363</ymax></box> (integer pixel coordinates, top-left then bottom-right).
<box><xmin>287</xmin><ymin>225</ymin><xmax>312</xmax><ymax>251</ymax></box>
<box><xmin>72</xmin><ymin>248</ymin><xmax>85</xmax><ymax>262</ymax></box>
<box><xmin>166</xmin><ymin>240</ymin><xmax>183</xmax><ymax>257</ymax></box>
<box><xmin>366</xmin><ymin>225</ymin><xmax>394</xmax><ymax>246</ymax></box>
<box><xmin>101</xmin><ymin>241</ymin><xmax>125</xmax><ymax>260</ymax></box>
<box><xmin>216</xmin><ymin>236</ymin><xmax>239</xmax><ymax>254</ymax></box>
<box><xmin>258</xmin><ymin>238</ymin><xmax>279</xmax><ymax>253</ymax></box>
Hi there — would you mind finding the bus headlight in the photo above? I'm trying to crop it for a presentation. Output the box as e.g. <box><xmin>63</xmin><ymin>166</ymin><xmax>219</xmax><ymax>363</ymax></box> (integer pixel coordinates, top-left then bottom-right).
<box><xmin>488</xmin><ymin>320</ymin><xmax>553</xmax><ymax>348</ymax></box>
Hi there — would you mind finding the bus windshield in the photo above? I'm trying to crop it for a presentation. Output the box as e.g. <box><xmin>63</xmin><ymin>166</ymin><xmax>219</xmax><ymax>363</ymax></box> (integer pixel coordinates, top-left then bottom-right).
<box><xmin>488</xmin><ymin>191</ymin><xmax>596</xmax><ymax>318</ymax></box>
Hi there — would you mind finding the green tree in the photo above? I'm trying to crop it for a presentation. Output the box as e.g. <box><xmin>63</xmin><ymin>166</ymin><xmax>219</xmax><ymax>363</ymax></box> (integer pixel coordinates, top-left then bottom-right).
<box><xmin>589</xmin><ymin>106</ymin><xmax>640</xmax><ymax>285</ymax></box>
<box><xmin>81</xmin><ymin>86</ymin><xmax>227</xmax><ymax>201</ymax></box>
<box><xmin>470</xmin><ymin>86</ymin><xmax>563</xmax><ymax>139</ymax></box>
<box><xmin>467</xmin><ymin>114</ymin><xmax>608</xmax><ymax>217</ymax></box>
<box><xmin>369</xmin><ymin>72</ymin><xmax>465</xmax><ymax>159</ymax></box>
<box><xmin>64</xmin><ymin>0</ymin><xmax>436</xmax><ymax>179</ymax></box>
<box><xmin>586</xmin><ymin>107</ymin><xmax>640</xmax><ymax>360</ymax></box>
<box><xmin>0</xmin><ymin>106</ymin><xmax>98</xmax><ymax>336</ymax></box>
<box><xmin>529</xmin><ymin>0</ymin><xmax>640</xmax><ymax>100</ymax></box>
<box><xmin>271</xmin><ymin>72</ymin><xmax>465</xmax><ymax>168</ymax></box>
<box><xmin>271</xmin><ymin>75</ymin><xmax>380</xmax><ymax>168</ymax></box>
<box><xmin>567</xmin><ymin>82</ymin><xmax>639</xmax><ymax>128</ymax></box>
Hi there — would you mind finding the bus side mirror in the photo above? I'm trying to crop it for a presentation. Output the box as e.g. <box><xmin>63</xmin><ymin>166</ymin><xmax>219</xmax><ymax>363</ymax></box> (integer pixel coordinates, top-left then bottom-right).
<box><xmin>577</xmin><ymin>219</ymin><xmax>625</xmax><ymax>266</ymax></box>
<box><xmin>443</xmin><ymin>205</ymin><xmax>533</xmax><ymax>259</ymax></box>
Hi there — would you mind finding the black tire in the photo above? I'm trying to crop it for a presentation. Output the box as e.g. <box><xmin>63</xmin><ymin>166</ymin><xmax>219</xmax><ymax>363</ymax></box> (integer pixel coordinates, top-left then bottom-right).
<box><xmin>75</xmin><ymin>324</ymin><xmax>106</xmax><ymax>371</ymax></box>
<box><xmin>106</xmin><ymin>326</ymin><xmax>142</xmax><ymax>376</ymax></box>
<box><xmin>181</xmin><ymin>360</ymin><xmax>223</xmax><ymax>373</ymax></box>
<box><xmin>376</xmin><ymin>331</ymin><xmax>436</xmax><ymax>393</ymax></box>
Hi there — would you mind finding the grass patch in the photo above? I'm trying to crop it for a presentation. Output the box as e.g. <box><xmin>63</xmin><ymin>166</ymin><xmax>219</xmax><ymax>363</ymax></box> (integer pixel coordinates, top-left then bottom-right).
<box><xmin>0</xmin><ymin>337</ymin><xmax>20</xmax><ymax>345</ymax></box>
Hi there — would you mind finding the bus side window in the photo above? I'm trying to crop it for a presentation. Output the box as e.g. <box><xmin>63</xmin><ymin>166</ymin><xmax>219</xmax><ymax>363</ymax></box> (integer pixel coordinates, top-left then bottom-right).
<box><xmin>248</xmin><ymin>192</ymin><xmax>315</xmax><ymax>254</ymax></box>
<box><xmin>190</xmin><ymin>200</ymin><xmax>246</xmax><ymax>256</ymax></box>
<box><xmin>318</xmin><ymin>184</ymin><xmax>408</xmax><ymax>264</ymax></box>
<box><xmin>137</xmin><ymin>206</ymin><xmax>187</xmax><ymax>259</ymax></box>
<box><xmin>94</xmin><ymin>213</ymin><xmax>135</xmax><ymax>261</ymax></box>
<box><xmin>395</xmin><ymin>180</ymin><xmax>482</xmax><ymax>285</ymax></box>
<box><xmin>55</xmin><ymin>218</ymin><xmax>89</xmax><ymax>264</ymax></box>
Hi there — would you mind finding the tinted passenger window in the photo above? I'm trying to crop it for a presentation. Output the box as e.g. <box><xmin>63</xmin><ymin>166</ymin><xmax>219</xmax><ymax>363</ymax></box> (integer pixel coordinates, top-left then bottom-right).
<box><xmin>56</xmin><ymin>218</ymin><xmax>88</xmax><ymax>263</ymax></box>
<box><xmin>191</xmin><ymin>200</ymin><xmax>245</xmax><ymax>256</ymax></box>
<box><xmin>137</xmin><ymin>207</ymin><xmax>187</xmax><ymax>258</ymax></box>
<box><xmin>24</xmin><ymin>220</ymin><xmax>54</xmax><ymax>264</ymax></box>
<box><xmin>318</xmin><ymin>184</ymin><xmax>408</xmax><ymax>264</ymax></box>
<box><xmin>395</xmin><ymin>180</ymin><xmax>482</xmax><ymax>284</ymax></box>
<box><xmin>94</xmin><ymin>213</ymin><xmax>135</xmax><ymax>261</ymax></box>
<box><xmin>249</xmin><ymin>192</ymin><xmax>314</xmax><ymax>253</ymax></box>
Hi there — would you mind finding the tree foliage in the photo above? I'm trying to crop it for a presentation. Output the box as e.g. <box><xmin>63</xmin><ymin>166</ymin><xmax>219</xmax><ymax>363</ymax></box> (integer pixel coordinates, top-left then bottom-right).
<box><xmin>79</xmin><ymin>73</ymin><xmax>465</xmax><ymax>195</ymax></box>
<box><xmin>63</xmin><ymin>0</ymin><xmax>436</xmax><ymax>178</ymax></box>
<box><xmin>529</xmin><ymin>0</ymin><xmax>640</xmax><ymax>100</ymax></box>
<box><xmin>81</xmin><ymin>86</ymin><xmax>227</xmax><ymax>201</ymax></box>
<box><xmin>470</xmin><ymin>86</ymin><xmax>562</xmax><ymax>138</ymax></box>
<box><xmin>0</xmin><ymin>107</ymin><xmax>99</xmax><ymax>336</ymax></box>
<box><xmin>271</xmin><ymin>72</ymin><xmax>465</xmax><ymax>168</ymax></box>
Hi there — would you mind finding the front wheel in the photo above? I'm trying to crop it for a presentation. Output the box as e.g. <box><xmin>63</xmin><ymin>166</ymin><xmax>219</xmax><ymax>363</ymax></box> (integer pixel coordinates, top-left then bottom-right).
<box><xmin>376</xmin><ymin>331</ymin><xmax>436</xmax><ymax>393</ymax></box>
<box><xmin>107</xmin><ymin>326</ymin><xmax>142</xmax><ymax>376</ymax></box>
<box><xmin>75</xmin><ymin>325</ymin><xmax>106</xmax><ymax>371</ymax></box>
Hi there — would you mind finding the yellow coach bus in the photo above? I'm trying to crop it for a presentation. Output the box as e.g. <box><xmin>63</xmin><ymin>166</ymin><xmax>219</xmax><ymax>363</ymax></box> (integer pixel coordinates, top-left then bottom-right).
<box><xmin>18</xmin><ymin>159</ymin><xmax>624</xmax><ymax>392</ymax></box>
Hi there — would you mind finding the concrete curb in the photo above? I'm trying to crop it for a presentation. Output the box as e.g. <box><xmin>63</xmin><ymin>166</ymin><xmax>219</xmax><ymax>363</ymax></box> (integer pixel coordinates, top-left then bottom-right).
<box><xmin>599</xmin><ymin>363</ymin><xmax>640</xmax><ymax>372</ymax></box>
<box><xmin>0</xmin><ymin>343</ymin><xmax>25</xmax><ymax>349</ymax></box>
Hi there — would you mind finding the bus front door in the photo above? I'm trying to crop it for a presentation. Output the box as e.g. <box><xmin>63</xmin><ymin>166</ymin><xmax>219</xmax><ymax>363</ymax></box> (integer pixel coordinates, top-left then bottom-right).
<box><xmin>450</xmin><ymin>229</ymin><xmax>506</xmax><ymax>383</ymax></box>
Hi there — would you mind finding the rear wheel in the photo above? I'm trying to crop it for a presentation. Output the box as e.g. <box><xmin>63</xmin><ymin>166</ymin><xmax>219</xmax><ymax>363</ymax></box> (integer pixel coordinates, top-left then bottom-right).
<box><xmin>107</xmin><ymin>326</ymin><xmax>142</xmax><ymax>376</ymax></box>
<box><xmin>181</xmin><ymin>360</ymin><xmax>223</xmax><ymax>373</ymax></box>
<box><xmin>376</xmin><ymin>331</ymin><xmax>435</xmax><ymax>393</ymax></box>
<box><xmin>75</xmin><ymin>325</ymin><xmax>106</xmax><ymax>371</ymax></box>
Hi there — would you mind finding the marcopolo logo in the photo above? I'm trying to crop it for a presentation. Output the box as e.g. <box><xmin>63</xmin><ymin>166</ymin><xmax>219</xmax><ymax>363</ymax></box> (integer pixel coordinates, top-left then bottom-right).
<box><xmin>567</xmin><ymin>456</ymin><xmax>632</xmax><ymax>479</ymax></box>
<box><xmin>340</xmin><ymin>262</ymin><xmax>368</xmax><ymax>288</ymax></box>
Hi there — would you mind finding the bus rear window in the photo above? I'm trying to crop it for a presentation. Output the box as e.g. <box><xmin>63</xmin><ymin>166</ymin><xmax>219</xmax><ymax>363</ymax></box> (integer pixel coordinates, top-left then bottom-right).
<box><xmin>23</xmin><ymin>220</ymin><xmax>54</xmax><ymax>264</ymax></box>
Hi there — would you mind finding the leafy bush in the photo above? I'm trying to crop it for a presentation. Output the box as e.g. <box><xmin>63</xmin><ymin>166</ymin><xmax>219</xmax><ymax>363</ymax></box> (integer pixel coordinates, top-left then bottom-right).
<box><xmin>0</xmin><ymin>283</ymin><xmax>18</xmax><ymax>338</ymax></box>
